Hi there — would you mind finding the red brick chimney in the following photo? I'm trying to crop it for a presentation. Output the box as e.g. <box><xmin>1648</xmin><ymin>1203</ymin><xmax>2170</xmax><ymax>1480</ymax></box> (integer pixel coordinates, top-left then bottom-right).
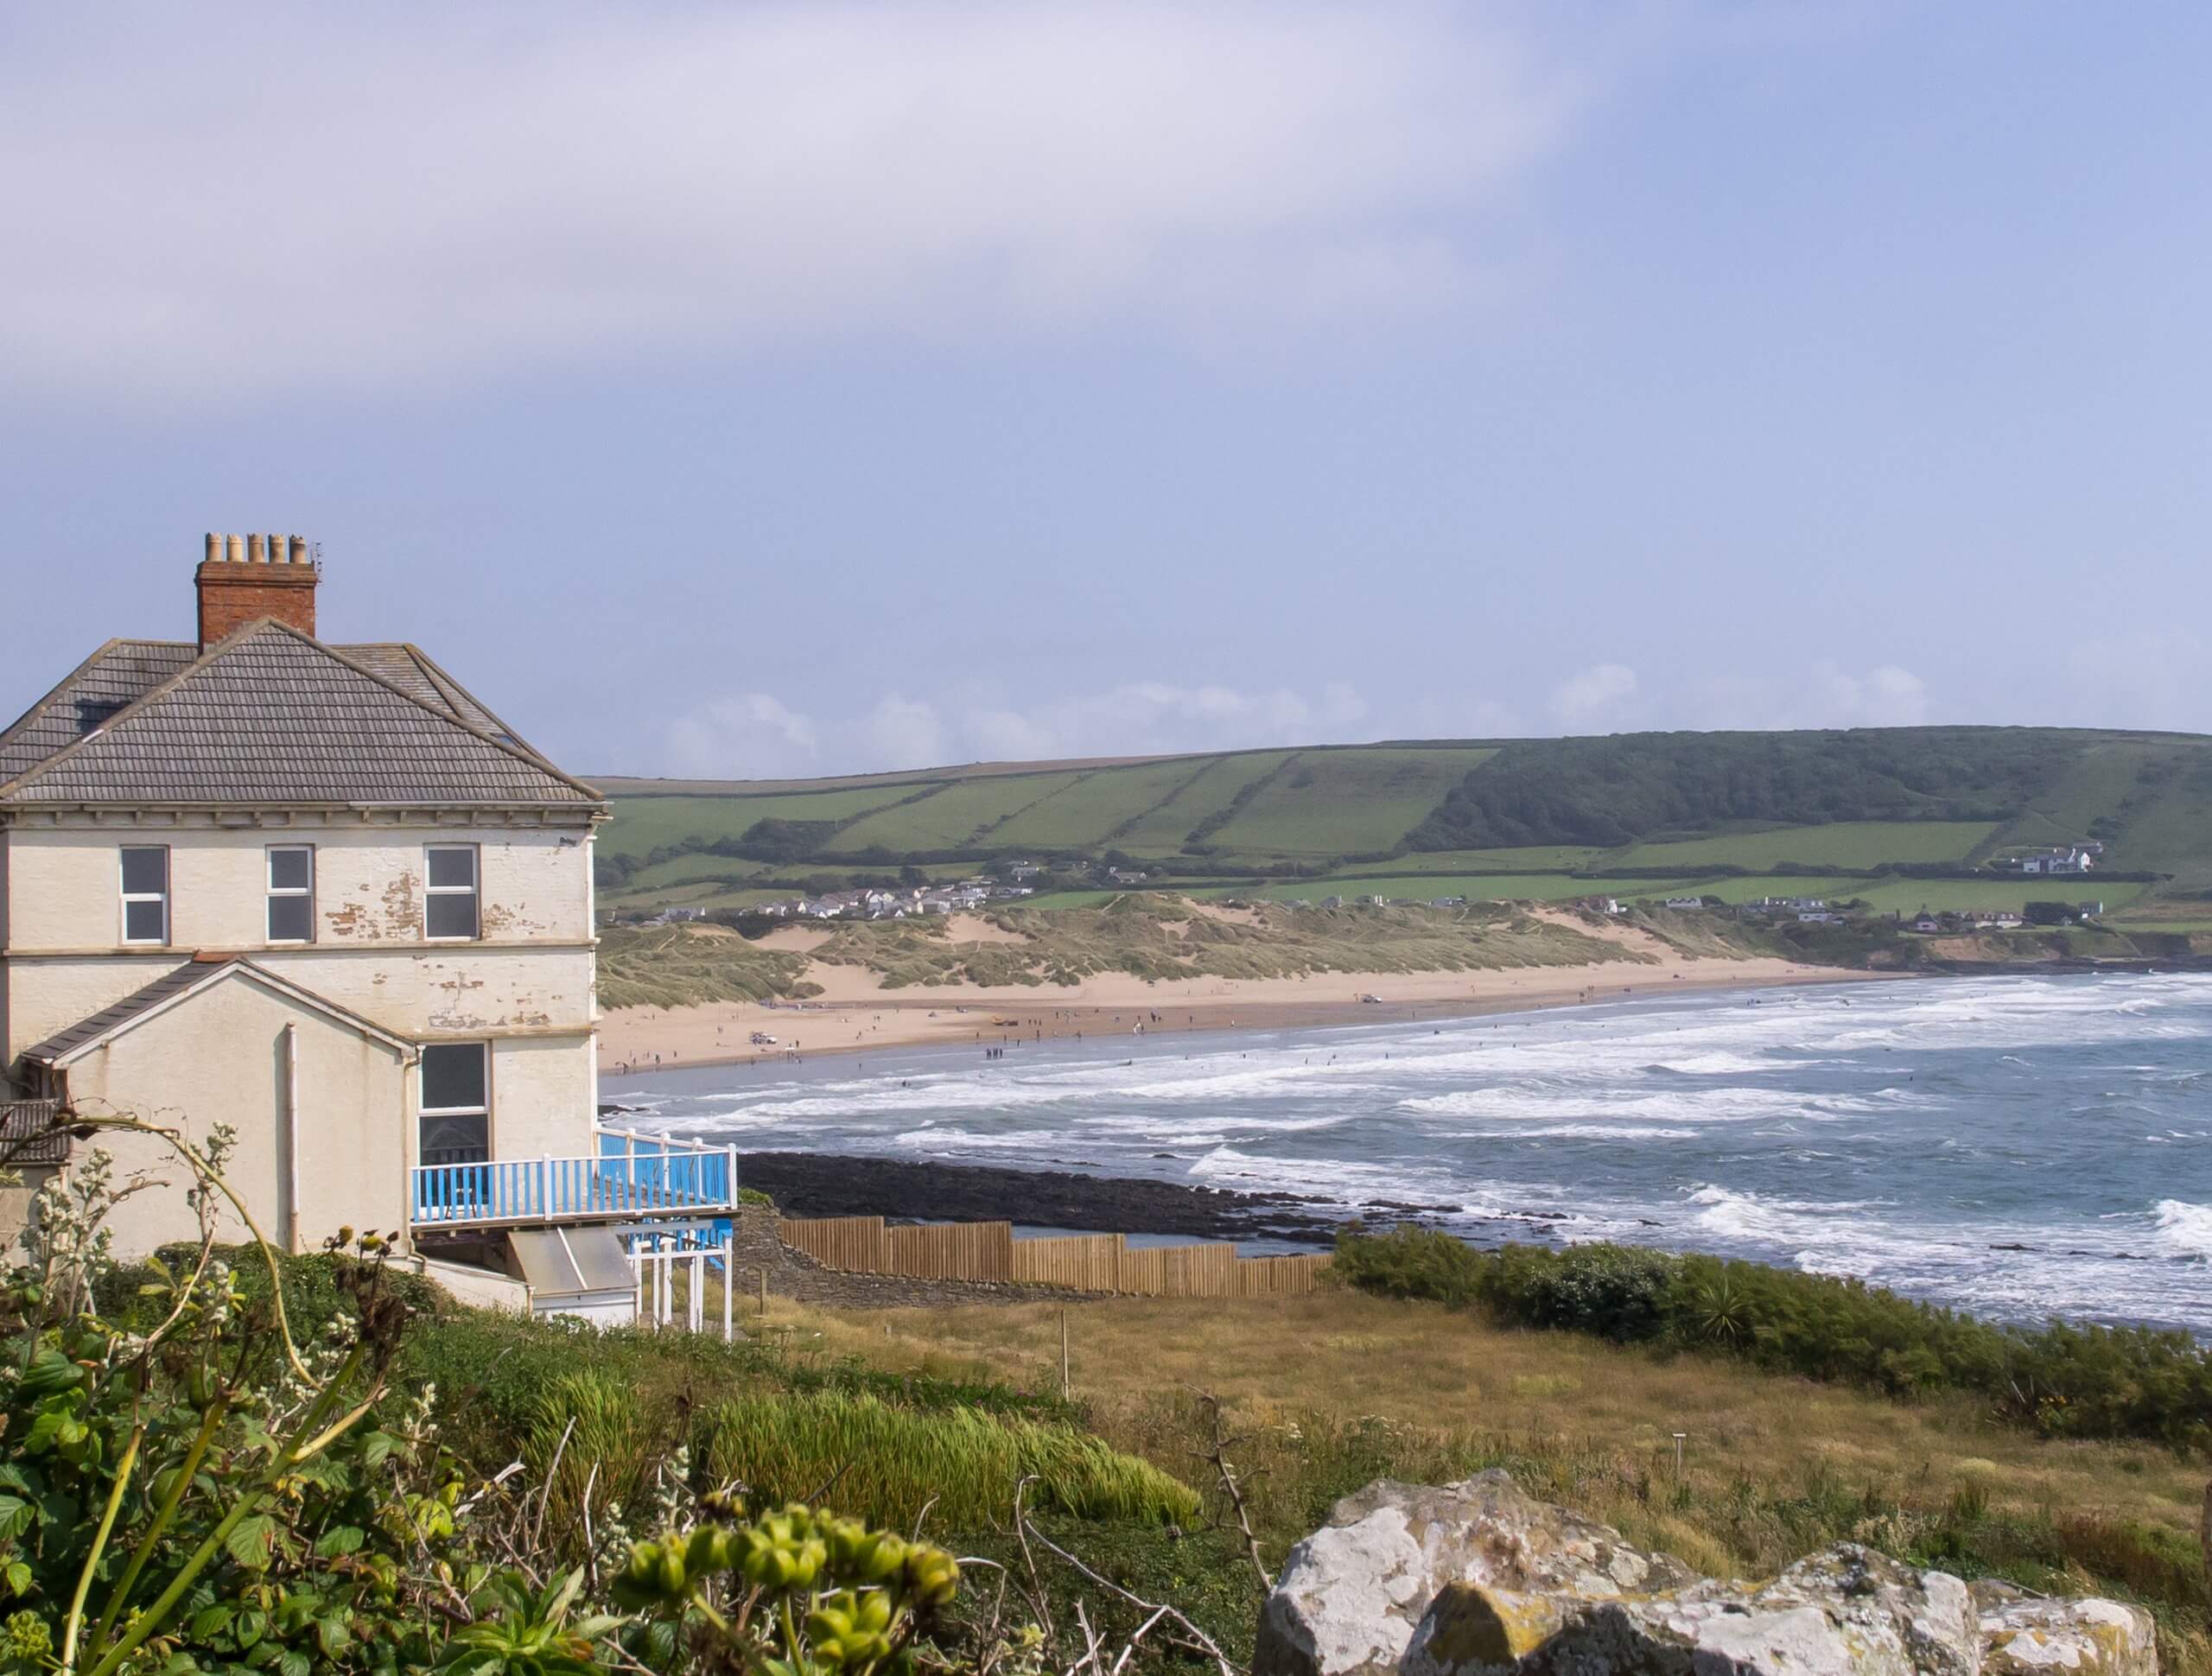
<box><xmin>197</xmin><ymin>532</ymin><xmax>319</xmax><ymax>651</ymax></box>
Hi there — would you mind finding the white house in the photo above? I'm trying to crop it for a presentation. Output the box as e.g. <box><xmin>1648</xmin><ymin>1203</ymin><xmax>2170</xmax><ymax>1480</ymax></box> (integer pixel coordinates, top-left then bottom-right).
<box><xmin>0</xmin><ymin>535</ymin><xmax>729</xmax><ymax>1314</ymax></box>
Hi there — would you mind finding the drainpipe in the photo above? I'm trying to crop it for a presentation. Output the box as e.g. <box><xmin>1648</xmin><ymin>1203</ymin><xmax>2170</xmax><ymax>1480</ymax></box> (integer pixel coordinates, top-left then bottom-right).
<box><xmin>283</xmin><ymin>1023</ymin><xmax>302</xmax><ymax>1254</ymax></box>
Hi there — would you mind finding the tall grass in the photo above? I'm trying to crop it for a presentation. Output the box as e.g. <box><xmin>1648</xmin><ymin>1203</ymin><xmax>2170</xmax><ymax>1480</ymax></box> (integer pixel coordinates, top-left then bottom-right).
<box><xmin>695</xmin><ymin>1389</ymin><xmax>1201</xmax><ymax>1530</ymax></box>
<box><xmin>524</xmin><ymin>1370</ymin><xmax>664</xmax><ymax>1546</ymax></box>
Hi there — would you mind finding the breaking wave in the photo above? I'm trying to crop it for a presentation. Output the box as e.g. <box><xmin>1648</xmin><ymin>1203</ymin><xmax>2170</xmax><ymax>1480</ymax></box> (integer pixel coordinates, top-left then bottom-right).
<box><xmin>613</xmin><ymin>970</ymin><xmax>2212</xmax><ymax>1335</ymax></box>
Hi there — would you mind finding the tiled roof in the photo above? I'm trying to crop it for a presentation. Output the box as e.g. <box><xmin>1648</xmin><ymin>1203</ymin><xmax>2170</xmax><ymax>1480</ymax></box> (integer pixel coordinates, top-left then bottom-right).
<box><xmin>337</xmin><ymin>644</ymin><xmax>520</xmax><ymax>741</ymax></box>
<box><xmin>0</xmin><ymin>641</ymin><xmax>196</xmax><ymax>784</ymax></box>
<box><xmin>0</xmin><ymin>638</ymin><xmax>533</xmax><ymax>782</ymax></box>
<box><xmin>0</xmin><ymin>621</ymin><xmax>601</xmax><ymax>808</ymax></box>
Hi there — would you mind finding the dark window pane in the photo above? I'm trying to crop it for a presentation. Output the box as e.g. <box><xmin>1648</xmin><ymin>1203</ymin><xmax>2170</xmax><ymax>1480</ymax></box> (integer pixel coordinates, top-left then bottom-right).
<box><xmin>420</xmin><ymin>1114</ymin><xmax>489</xmax><ymax>1165</ymax></box>
<box><xmin>427</xmin><ymin>847</ymin><xmax>476</xmax><ymax>889</ymax></box>
<box><xmin>124</xmin><ymin>898</ymin><xmax>165</xmax><ymax>942</ymax></box>
<box><xmin>269</xmin><ymin>848</ymin><xmax>312</xmax><ymax>891</ymax></box>
<box><xmin>427</xmin><ymin>892</ymin><xmax>478</xmax><ymax>939</ymax></box>
<box><xmin>268</xmin><ymin>894</ymin><xmax>313</xmax><ymax>942</ymax></box>
<box><xmin>422</xmin><ymin>1044</ymin><xmax>486</xmax><ymax>1112</ymax></box>
<box><xmin>121</xmin><ymin>848</ymin><xmax>166</xmax><ymax>894</ymax></box>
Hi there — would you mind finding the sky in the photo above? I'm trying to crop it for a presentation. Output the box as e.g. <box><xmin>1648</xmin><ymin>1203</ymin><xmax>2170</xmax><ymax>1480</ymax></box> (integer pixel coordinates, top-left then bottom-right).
<box><xmin>3</xmin><ymin>2</ymin><xmax>2208</xmax><ymax>780</ymax></box>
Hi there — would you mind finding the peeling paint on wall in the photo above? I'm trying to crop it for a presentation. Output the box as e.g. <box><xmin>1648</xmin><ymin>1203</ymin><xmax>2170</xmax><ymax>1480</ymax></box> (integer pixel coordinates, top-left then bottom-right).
<box><xmin>382</xmin><ymin>872</ymin><xmax>420</xmax><ymax>939</ymax></box>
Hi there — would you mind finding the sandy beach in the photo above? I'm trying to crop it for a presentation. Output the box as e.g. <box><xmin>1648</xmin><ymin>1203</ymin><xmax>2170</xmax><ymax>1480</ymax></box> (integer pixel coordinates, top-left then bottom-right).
<box><xmin>597</xmin><ymin>931</ymin><xmax>1898</xmax><ymax>1073</ymax></box>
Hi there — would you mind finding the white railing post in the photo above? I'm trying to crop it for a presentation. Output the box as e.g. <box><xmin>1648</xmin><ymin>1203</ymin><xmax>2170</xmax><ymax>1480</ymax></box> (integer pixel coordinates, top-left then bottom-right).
<box><xmin>726</xmin><ymin>1144</ymin><xmax>738</xmax><ymax>1209</ymax></box>
<box><xmin>721</xmin><ymin>1235</ymin><xmax>734</xmax><ymax>1342</ymax></box>
<box><xmin>690</xmin><ymin>1249</ymin><xmax>703</xmax><ymax>1332</ymax></box>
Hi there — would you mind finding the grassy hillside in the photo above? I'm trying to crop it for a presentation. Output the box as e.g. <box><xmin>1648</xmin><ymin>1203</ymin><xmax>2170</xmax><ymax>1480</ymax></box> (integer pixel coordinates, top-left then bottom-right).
<box><xmin>594</xmin><ymin>727</ymin><xmax>2212</xmax><ymax>924</ymax></box>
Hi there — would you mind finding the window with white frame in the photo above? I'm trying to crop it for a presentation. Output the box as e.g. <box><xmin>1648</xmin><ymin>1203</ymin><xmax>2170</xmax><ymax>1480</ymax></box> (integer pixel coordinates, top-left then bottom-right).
<box><xmin>120</xmin><ymin>846</ymin><xmax>168</xmax><ymax>944</ymax></box>
<box><xmin>266</xmin><ymin>845</ymin><xmax>315</xmax><ymax>943</ymax></box>
<box><xmin>424</xmin><ymin>844</ymin><xmax>480</xmax><ymax>939</ymax></box>
<box><xmin>419</xmin><ymin>1042</ymin><xmax>489</xmax><ymax>1165</ymax></box>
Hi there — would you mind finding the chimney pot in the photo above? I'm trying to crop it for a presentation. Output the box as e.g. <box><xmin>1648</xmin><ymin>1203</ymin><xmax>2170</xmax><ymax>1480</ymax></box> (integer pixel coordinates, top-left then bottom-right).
<box><xmin>205</xmin><ymin>532</ymin><xmax>220</xmax><ymax>564</ymax></box>
<box><xmin>287</xmin><ymin>534</ymin><xmax>308</xmax><ymax>563</ymax></box>
<box><xmin>226</xmin><ymin>534</ymin><xmax>245</xmax><ymax>562</ymax></box>
<box><xmin>265</xmin><ymin>532</ymin><xmax>283</xmax><ymax>564</ymax></box>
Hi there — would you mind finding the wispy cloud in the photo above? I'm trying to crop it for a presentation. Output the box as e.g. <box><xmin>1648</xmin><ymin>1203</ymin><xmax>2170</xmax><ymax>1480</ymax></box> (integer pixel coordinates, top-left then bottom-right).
<box><xmin>662</xmin><ymin>677</ymin><xmax>1372</xmax><ymax>778</ymax></box>
<box><xmin>1550</xmin><ymin>662</ymin><xmax>1639</xmax><ymax>727</ymax></box>
<box><xmin>1686</xmin><ymin>663</ymin><xmax>1930</xmax><ymax>732</ymax></box>
<box><xmin>4</xmin><ymin>2</ymin><xmax>1600</xmax><ymax>403</ymax></box>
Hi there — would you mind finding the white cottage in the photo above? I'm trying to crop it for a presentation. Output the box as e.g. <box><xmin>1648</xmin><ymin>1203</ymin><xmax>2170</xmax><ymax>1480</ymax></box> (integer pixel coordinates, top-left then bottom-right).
<box><xmin>0</xmin><ymin>535</ymin><xmax>728</xmax><ymax>1317</ymax></box>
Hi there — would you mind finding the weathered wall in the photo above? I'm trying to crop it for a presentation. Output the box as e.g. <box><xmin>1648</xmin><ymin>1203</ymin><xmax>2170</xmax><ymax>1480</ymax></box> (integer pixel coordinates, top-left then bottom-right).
<box><xmin>60</xmin><ymin>972</ymin><xmax>412</xmax><ymax>1260</ymax></box>
<box><xmin>2</xmin><ymin>822</ymin><xmax>604</xmax><ymax>1235</ymax></box>
<box><xmin>4</xmin><ymin>825</ymin><xmax>592</xmax><ymax>956</ymax></box>
<box><xmin>472</xmin><ymin>1034</ymin><xmax>595</xmax><ymax>1158</ymax></box>
<box><xmin>3</xmin><ymin>824</ymin><xmax>599</xmax><ymax>1056</ymax></box>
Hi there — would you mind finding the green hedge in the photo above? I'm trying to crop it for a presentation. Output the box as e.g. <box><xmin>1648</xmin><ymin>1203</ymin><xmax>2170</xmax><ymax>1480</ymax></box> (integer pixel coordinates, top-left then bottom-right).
<box><xmin>1334</xmin><ymin>1228</ymin><xmax>2212</xmax><ymax>1451</ymax></box>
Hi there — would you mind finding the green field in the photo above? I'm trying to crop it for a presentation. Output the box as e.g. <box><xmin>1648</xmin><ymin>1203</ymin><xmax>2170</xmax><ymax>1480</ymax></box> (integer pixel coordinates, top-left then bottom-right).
<box><xmin>1215</xmin><ymin>873</ymin><xmax>1700</xmax><ymax>905</ymax></box>
<box><xmin>1376</xmin><ymin>845</ymin><xmax>1612</xmax><ymax>873</ymax></box>
<box><xmin>985</xmin><ymin>759</ymin><xmax>1217</xmax><ymax>849</ymax></box>
<box><xmin>1617</xmin><ymin>820</ymin><xmax>1996</xmax><ymax>871</ymax></box>
<box><xmin>1109</xmin><ymin>751</ymin><xmax>1294</xmax><ymax>854</ymax></box>
<box><xmin>824</xmin><ymin>772</ymin><xmax>1088</xmax><ymax>852</ymax></box>
<box><xmin>601</xmin><ymin>786</ymin><xmax>908</xmax><ymax>861</ymax></box>
<box><xmin>621</xmin><ymin>850</ymin><xmax>765</xmax><ymax>890</ymax></box>
<box><xmin>1199</xmin><ymin>747</ymin><xmax>1496</xmax><ymax>857</ymax></box>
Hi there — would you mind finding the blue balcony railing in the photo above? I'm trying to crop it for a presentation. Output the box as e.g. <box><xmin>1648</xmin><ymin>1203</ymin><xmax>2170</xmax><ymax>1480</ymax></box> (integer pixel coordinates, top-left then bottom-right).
<box><xmin>410</xmin><ymin>1127</ymin><xmax>735</xmax><ymax>1228</ymax></box>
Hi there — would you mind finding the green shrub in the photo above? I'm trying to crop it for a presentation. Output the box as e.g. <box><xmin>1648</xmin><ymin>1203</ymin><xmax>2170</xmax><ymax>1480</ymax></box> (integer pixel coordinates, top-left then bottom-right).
<box><xmin>696</xmin><ymin>1390</ymin><xmax>1202</xmax><ymax>1530</ymax></box>
<box><xmin>1330</xmin><ymin>1224</ymin><xmax>1487</xmax><ymax>1305</ymax></box>
<box><xmin>1481</xmin><ymin>1244</ymin><xmax>1681</xmax><ymax>1343</ymax></box>
<box><xmin>1335</xmin><ymin>1230</ymin><xmax>2212</xmax><ymax>1451</ymax></box>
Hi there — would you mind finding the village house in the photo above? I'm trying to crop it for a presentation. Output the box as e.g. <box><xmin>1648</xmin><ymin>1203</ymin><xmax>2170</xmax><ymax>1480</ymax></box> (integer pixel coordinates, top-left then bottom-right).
<box><xmin>2008</xmin><ymin>846</ymin><xmax>2099</xmax><ymax>875</ymax></box>
<box><xmin>0</xmin><ymin>536</ymin><xmax>732</xmax><ymax>1317</ymax></box>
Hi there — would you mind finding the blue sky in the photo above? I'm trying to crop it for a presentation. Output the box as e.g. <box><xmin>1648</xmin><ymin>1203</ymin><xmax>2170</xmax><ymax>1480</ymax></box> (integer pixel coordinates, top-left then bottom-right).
<box><xmin>3</xmin><ymin>3</ymin><xmax>2206</xmax><ymax>778</ymax></box>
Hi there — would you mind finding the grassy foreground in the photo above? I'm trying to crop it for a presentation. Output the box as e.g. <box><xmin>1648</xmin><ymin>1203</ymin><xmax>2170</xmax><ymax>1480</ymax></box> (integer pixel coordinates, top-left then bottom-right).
<box><xmin>763</xmin><ymin>1286</ymin><xmax>2212</xmax><ymax>1673</ymax></box>
<box><xmin>151</xmin><ymin>1245</ymin><xmax>2210</xmax><ymax>1672</ymax></box>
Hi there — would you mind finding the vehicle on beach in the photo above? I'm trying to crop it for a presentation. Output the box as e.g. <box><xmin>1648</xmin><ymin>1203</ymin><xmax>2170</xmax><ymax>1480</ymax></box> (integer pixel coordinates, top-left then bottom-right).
<box><xmin>1358</xmin><ymin>992</ymin><xmax>1383</xmax><ymax>1004</ymax></box>
<box><xmin>750</xmin><ymin>1031</ymin><xmax>778</xmax><ymax>1044</ymax></box>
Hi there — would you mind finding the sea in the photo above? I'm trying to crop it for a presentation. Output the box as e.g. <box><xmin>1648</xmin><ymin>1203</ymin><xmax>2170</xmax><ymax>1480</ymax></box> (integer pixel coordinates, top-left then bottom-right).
<box><xmin>604</xmin><ymin>971</ymin><xmax>2212</xmax><ymax>1336</ymax></box>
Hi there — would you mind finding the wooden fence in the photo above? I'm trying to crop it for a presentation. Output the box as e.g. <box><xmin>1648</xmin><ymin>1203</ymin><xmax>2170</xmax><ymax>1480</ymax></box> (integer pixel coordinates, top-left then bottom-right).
<box><xmin>779</xmin><ymin>1216</ymin><xmax>1331</xmax><ymax>1298</ymax></box>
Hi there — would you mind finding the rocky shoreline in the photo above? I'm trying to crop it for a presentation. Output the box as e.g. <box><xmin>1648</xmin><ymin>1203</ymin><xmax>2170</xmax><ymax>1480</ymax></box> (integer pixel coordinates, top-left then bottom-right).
<box><xmin>733</xmin><ymin>1151</ymin><xmax>1359</xmax><ymax>1246</ymax></box>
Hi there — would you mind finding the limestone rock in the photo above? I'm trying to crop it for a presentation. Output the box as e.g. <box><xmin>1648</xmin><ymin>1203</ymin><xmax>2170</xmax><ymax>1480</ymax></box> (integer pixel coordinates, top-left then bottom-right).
<box><xmin>1251</xmin><ymin>1471</ymin><xmax>1694</xmax><ymax>1676</ymax></box>
<box><xmin>1978</xmin><ymin>1595</ymin><xmax>2158</xmax><ymax>1676</ymax></box>
<box><xmin>1256</xmin><ymin>1471</ymin><xmax>2161</xmax><ymax>1676</ymax></box>
<box><xmin>1402</xmin><ymin>1545</ymin><xmax>1980</xmax><ymax>1676</ymax></box>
